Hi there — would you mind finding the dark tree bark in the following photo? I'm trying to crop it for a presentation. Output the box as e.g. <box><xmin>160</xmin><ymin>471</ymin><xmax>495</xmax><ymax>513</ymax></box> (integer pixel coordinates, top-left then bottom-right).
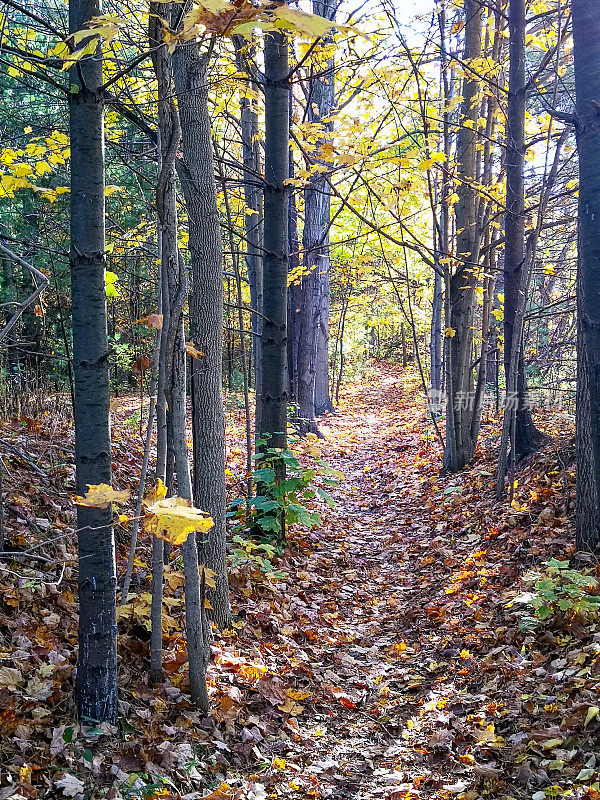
<box><xmin>297</xmin><ymin>27</ymin><xmax>335</xmax><ymax>431</ymax></box>
<box><xmin>443</xmin><ymin>0</ymin><xmax>482</xmax><ymax>473</ymax></box>
<box><xmin>309</xmin><ymin>0</ymin><xmax>336</xmax><ymax>417</ymax></box>
<box><xmin>288</xmin><ymin>92</ymin><xmax>301</xmax><ymax>407</ymax></box>
<box><xmin>503</xmin><ymin>0</ymin><xmax>547</xmax><ymax>463</ymax></box>
<box><xmin>2</xmin><ymin>256</ymin><xmax>21</xmax><ymax>384</ymax></box>
<box><xmin>573</xmin><ymin>0</ymin><xmax>600</xmax><ymax>551</ymax></box>
<box><xmin>173</xmin><ymin>42</ymin><xmax>231</xmax><ymax>628</ymax></box>
<box><xmin>430</xmin><ymin>255</ymin><xmax>443</xmax><ymax>392</ymax></box>
<box><xmin>234</xmin><ymin>39</ymin><xmax>263</xmax><ymax>410</ymax></box>
<box><xmin>148</xmin><ymin>1</ymin><xmax>180</xmax><ymax>686</ymax></box>
<box><xmin>258</xmin><ymin>30</ymin><xmax>290</xmax><ymax>454</ymax></box>
<box><xmin>314</xmin><ymin>262</ymin><xmax>333</xmax><ymax>414</ymax></box>
<box><xmin>69</xmin><ymin>0</ymin><xmax>117</xmax><ymax>722</ymax></box>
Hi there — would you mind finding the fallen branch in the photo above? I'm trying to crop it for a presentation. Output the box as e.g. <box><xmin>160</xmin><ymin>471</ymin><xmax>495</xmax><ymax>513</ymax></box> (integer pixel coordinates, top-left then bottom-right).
<box><xmin>0</xmin><ymin>241</ymin><xmax>50</xmax><ymax>346</ymax></box>
<box><xmin>0</xmin><ymin>438</ymin><xmax>46</xmax><ymax>477</ymax></box>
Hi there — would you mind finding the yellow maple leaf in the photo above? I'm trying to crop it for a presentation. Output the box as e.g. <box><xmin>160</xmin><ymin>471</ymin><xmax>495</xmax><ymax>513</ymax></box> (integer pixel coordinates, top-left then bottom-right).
<box><xmin>445</xmin><ymin>327</ymin><xmax>456</xmax><ymax>338</ymax></box>
<box><xmin>76</xmin><ymin>483</ymin><xmax>130</xmax><ymax>509</ymax></box>
<box><xmin>145</xmin><ymin>496</ymin><xmax>213</xmax><ymax>546</ymax></box>
<box><xmin>12</xmin><ymin>163</ymin><xmax>34</xmax><ymax>177</ymax></box>
<box><xmin>143</xmin><ymin>478</ymin><xmax>168</xmax><ymax>506</ymax></box>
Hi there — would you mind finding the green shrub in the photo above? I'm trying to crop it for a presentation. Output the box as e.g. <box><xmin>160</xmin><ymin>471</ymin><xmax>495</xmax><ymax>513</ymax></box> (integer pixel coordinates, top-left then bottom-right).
<box><xmin>227</xmin><ymin>438</ymin><xmax>341</xmax><ymax>545</ymax></box>
<box><xmin>512</xmin><ymin>558</ymin><xmax>600</xmax><ymax>631</ymax></box>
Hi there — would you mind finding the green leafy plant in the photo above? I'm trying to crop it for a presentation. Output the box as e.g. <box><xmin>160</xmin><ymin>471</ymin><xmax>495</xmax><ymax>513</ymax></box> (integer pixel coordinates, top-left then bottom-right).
<box><xmin>120</xmin><ymin>773</ymin><xmax>174</xmax><ymax>800</ymax></box>
<box><xmin>228</xmin><ymin>439</ymin><xmax>341</xmax><ymax>544</ymax></box>
<box><xmin>512</xmin><ymin>558</ymin><xmax>600</xmax><ymax>631</ymax></box>
<box><xmin>229</xmin><ymin>534</ymin><xmax>286</xmax><ymax>578</ymax></box>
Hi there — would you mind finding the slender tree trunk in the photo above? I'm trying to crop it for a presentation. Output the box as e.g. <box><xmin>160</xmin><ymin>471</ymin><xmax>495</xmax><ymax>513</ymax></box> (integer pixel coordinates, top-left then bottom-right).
<box><xmin>297</xmin><ymin>0</ymin><xmax>336</xmax><ymax>425</ymax></box>
<box><xmin>504</xmin><ymin>0</ymin><xmax>547</xmax><ymax>462</ymax></box>
<box><xmin>69</xmin><ymin>0</ymin><xmax>117</xmax><ymax>722</ymax></box>
<box><xmin>259</xmin><ymin>30</ymin><xmax>289</xmax><ymax>456</ymax></box>
<box><xmin>234</xmin><ymin>40</ymin><xmax>263</xmax><ymax>410</ymax></box>
<box><xmin>573</xmin><ymin>0</ymin><xmax>600</xmax><ymax>551</ymax></box>
<box><xmin>297</xmin><ymin>176</ymin><xmax>322</xmax><ymax>433</ymax></box>
<box><xmin>148</xmin><ymin>4</ymin><xmax>180</xmax><ymax>684</ymax></box>
<box><xmin>2</xmin><ymin>256</ymin><xmax>21</xmax><ymax>384</ymax></box>
<box><xmin>172</xmin><ymin>43</ymin><xmax>230</xmax><ymax>627</ymax></box>
<box><xmin>314</xmin><ymin>0</ymin><xmax>335</xmax><ymax>416</ymax></box>
<box><xmin>443</xmin><ymin>0</ymin><xmax>482</xmax><ymax>473</ymax></box>
<box><xmin>288</xmin><ymin>97</ymin><xmax>301</xmax><ymax>407</ymax></box>
<box><xmin>430</xmin><ymin>263</ymin><xmax>443</xmax><ymax>391</ymax></box>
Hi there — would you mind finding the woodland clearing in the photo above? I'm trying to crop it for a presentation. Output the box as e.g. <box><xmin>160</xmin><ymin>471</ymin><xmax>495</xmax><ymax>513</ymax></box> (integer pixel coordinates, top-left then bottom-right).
<box><xmin>0</xmin><ymin>362</ymin><xmax>595</xmax><ymax>800</ymax></box>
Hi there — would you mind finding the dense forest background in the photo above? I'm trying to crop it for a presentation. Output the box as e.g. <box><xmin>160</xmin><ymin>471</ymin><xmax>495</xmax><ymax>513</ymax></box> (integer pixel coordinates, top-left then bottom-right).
<box><xmin>2</xmin><ymin>0</ymin><xmax>600</xmax><ymax>797</ymax></box>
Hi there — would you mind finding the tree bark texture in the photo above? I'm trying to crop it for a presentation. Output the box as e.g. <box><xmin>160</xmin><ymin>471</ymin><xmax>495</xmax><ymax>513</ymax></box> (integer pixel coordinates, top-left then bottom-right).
<box><xmin>288</xmin><ymin>104</ymin><xmax>301</xmax><ymax>406</ymax></box>
<box><xmin>573</xmin><ymin>0</ymin><xmax>600</xmax><ymax>551</ymax></box>
<box><xmin>443</xmin><ymin>0</ymin><xmax>482</xmax><ymax>473</ymax></box>
<box><xmin>173</xmin><ymin>43</ymin><xmax>230</xmax><ymax>627</ymax></box>
<box><xmin>504</xmin><ymin>0</ymin><xmax>547</xmax><ymax>462</ymax></box>
<box><xmin>307</xmin><ymin>0</ymin><xmax>335</xmax><ymax>417</ymax></box>
<box><xmin>258</xmin><ymin>30</ymin><xmax>290</xmax><ymax>452</ymax></box>
<box><xmin>69</xmin><ymin>0</ymin><xmax>117</xmax><ymax>723</ymax></box>
<box><xmin>234</xmin><ymin>39</ymin><xmax>263</xmax><ymax>412</ymax></box>
<box><xmin>148</xmin><ymin>2</ymin><xmax>179</xmax><ymax>685</ymax></box>
<box><xmin>430</xmin><ymin>259</ymin><xmax>443</xmax><ymax>392</ymax></box>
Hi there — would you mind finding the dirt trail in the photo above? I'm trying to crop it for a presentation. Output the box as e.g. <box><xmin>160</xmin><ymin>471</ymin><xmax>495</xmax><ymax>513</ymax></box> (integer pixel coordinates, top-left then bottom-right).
<box><xmin>238</xmin><ymin>362</ymin><xmax>579</xmax><ymax>800</ymax></box>
<box><xmin>243</xmin><ymin>365</ymin><xmax>475</xmax><ymax>799</ymax></box>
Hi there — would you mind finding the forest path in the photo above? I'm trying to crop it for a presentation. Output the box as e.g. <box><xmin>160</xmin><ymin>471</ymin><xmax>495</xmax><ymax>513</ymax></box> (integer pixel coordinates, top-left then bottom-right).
<box><xmin>254</xmin><ymin>363</ymin><xmax>508</xmax><ymax>799</ymax></box>
<box><xmin>244</xmin><ymin>359</ymin><xmax>584</xmax><ymax>800</ymax></box>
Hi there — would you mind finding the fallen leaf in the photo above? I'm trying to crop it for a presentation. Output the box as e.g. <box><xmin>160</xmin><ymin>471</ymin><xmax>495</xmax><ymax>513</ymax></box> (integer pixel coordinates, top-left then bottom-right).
<box><xmin>54</xmin><ymin>774</ymin><xmax>85</xmax><ymax>797</ymax></box>
<box><xmin>0</xmin><ymin>667</ymin><xmax>22</xmax><ymax>690</ymax></box>
<box><xmin>186</xmin><ymin>341</ymin><xmax>205</xmax><ymax>359</ymax></box>
<box><xmin>76</xmin><ymin>483</ymin><xmax>130</xmax><ymax>509</ymax></box>
<box><xmin>584</xmin><ymin>706</ymin><xmax>599</xmax><ymax>728</ymax></box>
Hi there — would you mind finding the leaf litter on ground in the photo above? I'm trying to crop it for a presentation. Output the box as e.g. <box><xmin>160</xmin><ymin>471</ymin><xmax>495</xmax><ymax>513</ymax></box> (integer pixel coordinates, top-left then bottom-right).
<box><xmin>1</xmin><ymin>362</ymin><xmax>598</xmax><ymax>800</ymax></box>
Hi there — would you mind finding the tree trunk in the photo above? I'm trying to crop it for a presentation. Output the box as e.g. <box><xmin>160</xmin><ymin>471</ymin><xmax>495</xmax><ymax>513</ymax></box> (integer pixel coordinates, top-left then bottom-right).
<box><xmin>504</xmin><ymin>0</ymin><xmax>547</xmax><ymax>463</ymax></box>
<box><xmin>573</xmin><ymin>0</ymin><xmax>600</xmax><ymax>551</ymax></box>
<box><xmin>148</xmin><ymin>2</ymin><xmax>180</xmax><ymax>684</ymax></box>
<box><xmin>297</xmin><ymin>0</ymin><xmax>336</xmax><ymax>427</ymax></box>
<box><xmin>430</xmin><ymin>264</ymin><xmax>443</xmax><ymax>391</ymax></box>
<box><xmin>314</xmin><ymin>252</ymin><xmax>333</xmax><ymax>415</ymax></box>
<box><xmin>69</xmin><ymin>0</ymin><xmax>117</xmax><ymax>722</ymax></box>
<box><xmin>234</xmin><ymin>40</ymin><xmax>263</xmax><ymax>410</ymax></box>
<box><xmin>297</xmin><ymin>171</ymin><xmax>323</xmax><ymax>433</ymax></box>
<box><xmin>314</xmin><ymin>0</ymin><xmax>335</xmax><ymax>417</ymax></box>
<box><xmin>443</xmin><ymin>0</ymin><xmax>482</xmax><ymax>473</ymax></box>
<box><xmin>288</xmin><ymin>98</ymin><xmax>301</xmax><ymax>407</ymax></box>
<box><xmin>258</xmin><ymin>30</ymin><xmax>289</xmax><ymax>455</ymax></box>
<box><xmin>173</xmin><ymin>43</ymin><xmax>230</xmax><ymax>628</ymax></box>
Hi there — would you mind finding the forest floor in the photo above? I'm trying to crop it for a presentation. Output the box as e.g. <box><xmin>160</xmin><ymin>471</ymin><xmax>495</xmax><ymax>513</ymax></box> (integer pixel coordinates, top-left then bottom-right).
<box><xmin>1</xmin><ymin>362</ymin><xmax>599</xmax><ymax>800</ymax></box>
